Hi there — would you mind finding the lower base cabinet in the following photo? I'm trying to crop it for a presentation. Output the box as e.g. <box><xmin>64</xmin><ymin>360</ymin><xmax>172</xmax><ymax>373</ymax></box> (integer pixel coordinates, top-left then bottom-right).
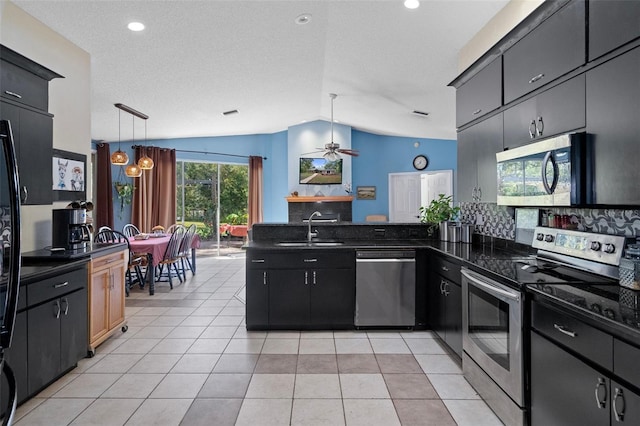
<box><xmin>428</xmin><ymin>255</ymin><xmax>462</xmax><ymax>357</ymax></box>
<box><xmin>27</xmin><ymin>288</ymin><xmax>87</xmax><ymax>394</ymax></box>
<box><xmin>531</xmin><ymin>330</ymin><xmax>640</xmax><ymax>425</ymax></box>
<box><xmin>246</xmin><ymin>250</ymin><xmax>355</xmax><ymax>330</ymax></box>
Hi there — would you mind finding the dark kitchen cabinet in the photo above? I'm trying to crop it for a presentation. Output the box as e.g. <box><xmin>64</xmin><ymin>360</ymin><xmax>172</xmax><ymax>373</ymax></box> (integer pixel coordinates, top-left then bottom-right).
<box><xmin>28</xmin><ymin>288</ymin><xmax>87</xmax><ymax>394</ymax></box>
<box><xmin>0</xmin><ymin>100</ymin><xmax>53</xmax><ymax>205</ymax></box>
<box><xmin>503</xmin><ymin>74</ymin><xmax>585</xmax><ymax>149</ymax></box>
<box><xmin>428</xmin><ymin>254</ymin><xmax>462</xmax><ymax>358</ymax></box>
<box><xmin>586</xmin><ymin>45</ymin><xmax>640</xmax><ymax>205</ymax></box>
<box><xmin>245</xmin><ymin>249</ymin><xmax>355</xmax><ymax>330</ymax></box>
<box><xmin>456</xmin><ymin>113</ymin><xmax>502</xmax><ymax>203</ymax></box>
<box><xmin>589</xmin><ymin>0</ymin><xmax>640</xmax><ymax>61</ymax></box>
<box><xmin>503</xmin><ymin>0</ymin><xmax>585</xmax><ymax>104</ymax></box>
<box><xmin>0</xmin><ymin>311</ymin><xmax>28</xmax><ymax>417</ymax></box>
<box><xmin>531</xmin><ymin>331</ymin><xmax>612</xmax><ymax>426</ymax></box>
<box><xmin>456</xmin><ymin>57</ymin><xmax>502</xmax><ymax>128</ymax></box>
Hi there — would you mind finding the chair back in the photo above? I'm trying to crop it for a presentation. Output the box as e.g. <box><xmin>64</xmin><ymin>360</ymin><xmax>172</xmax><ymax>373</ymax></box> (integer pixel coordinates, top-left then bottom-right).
<box><xmin>122</xmin><ymin>224</ymin><xmax>141</xmax><ymax>237</ymax></box>
<box><xmin>162</xmin><ymin>225</ymin><xmax>185</xmax><ymax>261</ymax></box>
<box><xmin>179</xmin><ymin>224</ymin><xmax>197</xmax><ymax>256</ymax></box>
<box><xmin>97</xmin><ymin>226</ymin><xmax>112</xmax><ymax>235</ymax></box>
<box><xmin>95</xmin><ymin>229</ymin><xmax>134</xmax><ymax>263</ymax></box>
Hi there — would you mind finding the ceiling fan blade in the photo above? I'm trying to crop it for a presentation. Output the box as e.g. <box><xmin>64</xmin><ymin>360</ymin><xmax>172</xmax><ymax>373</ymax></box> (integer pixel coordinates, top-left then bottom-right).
<box><xmin>338</xmin><ymin>149</ymin><xmax>359</xmax><ymax>157</ymax></box>
<box><xmin>301</xmin><ymin>150</ymin><xmax>326</xmax><ymax>156</ymax></box>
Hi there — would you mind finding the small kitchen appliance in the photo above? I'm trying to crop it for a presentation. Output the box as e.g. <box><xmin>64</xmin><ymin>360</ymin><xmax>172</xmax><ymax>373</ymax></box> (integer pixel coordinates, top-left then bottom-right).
<box><xmin>52</xmin><ymin>208</ymin><xmax>91</xmax><ymax>250</ymax></box>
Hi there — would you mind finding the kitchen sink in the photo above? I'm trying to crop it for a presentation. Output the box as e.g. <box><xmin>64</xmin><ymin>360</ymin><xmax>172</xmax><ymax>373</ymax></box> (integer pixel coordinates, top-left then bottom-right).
<box><xmin>275</xmin><ymin>241</ymin><xmax>345</xmax><ymax>247</ymax></box>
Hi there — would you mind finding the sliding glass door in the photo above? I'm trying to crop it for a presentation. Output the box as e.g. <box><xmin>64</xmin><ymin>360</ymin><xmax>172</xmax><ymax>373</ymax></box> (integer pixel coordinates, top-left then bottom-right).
<box><xmin>176</xmin><ymin>160</ymin><xmax>248</xmax><ymax>256</ymax></box>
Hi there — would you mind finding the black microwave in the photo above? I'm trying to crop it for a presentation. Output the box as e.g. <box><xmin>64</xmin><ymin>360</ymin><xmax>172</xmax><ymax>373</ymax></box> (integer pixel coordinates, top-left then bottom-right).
<box><xmin>496</xmin><ymin>132</ymin><xmax>592</xmax><ymax>206</ymax></box>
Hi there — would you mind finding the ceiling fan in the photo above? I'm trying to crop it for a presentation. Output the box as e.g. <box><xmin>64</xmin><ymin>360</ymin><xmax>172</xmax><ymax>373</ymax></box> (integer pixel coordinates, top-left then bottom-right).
<box><xmin>303</xmin><ymin>93</ymin><xmax>359</xmax><ymax>161</ymax></box>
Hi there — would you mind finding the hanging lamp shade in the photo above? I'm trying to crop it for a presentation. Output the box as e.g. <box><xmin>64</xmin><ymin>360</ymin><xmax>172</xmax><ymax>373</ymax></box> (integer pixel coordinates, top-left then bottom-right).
<box><xmin>138</xmin><ymin>155</ymin><xmax>154</xmax><ymax>170</ymax></box>
<box><xmin>111</xmin><ymin>149</ymin><xmax>129</xmax><ymax>165</ymax></box>
<box><xmin>125</xmin><ymin>163</ymin><xmax>142</xmax><ymax>178</ymax></box>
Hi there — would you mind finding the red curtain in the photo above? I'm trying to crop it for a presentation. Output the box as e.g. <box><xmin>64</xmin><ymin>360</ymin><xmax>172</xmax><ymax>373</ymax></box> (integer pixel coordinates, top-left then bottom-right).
<box><xmin>248</xmin><ymin>156</ymin><xmax>263</xmax><ymax>228</ymax></box>
<box><xmin>132</xmin><ymin>146</ymin><xmax>176</xmax><ymax>232</ymax></box>
<box><xmin>95</xmin><ymin>143</ymin><xmax>114</xmax><ymax>230</ymax></box>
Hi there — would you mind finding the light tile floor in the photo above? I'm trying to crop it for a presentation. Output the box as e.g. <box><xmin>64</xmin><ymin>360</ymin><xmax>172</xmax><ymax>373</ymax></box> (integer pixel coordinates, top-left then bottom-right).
<box><xmin>14</xmin><ymin>254</ymin><xmax>503</xmax><ymax>425</ymax></box>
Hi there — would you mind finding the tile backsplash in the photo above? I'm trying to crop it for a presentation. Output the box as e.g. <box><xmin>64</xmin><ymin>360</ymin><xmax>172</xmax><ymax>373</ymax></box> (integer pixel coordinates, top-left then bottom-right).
<box><xmin>459</xmin><ymin>203</ymin><xmax>640</xmax><ymax>241</ymax></box>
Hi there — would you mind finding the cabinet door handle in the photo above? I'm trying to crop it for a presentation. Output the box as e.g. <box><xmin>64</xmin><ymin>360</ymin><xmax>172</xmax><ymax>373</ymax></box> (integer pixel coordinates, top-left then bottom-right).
<box><xmin>4</xmin><ymin>90</ymin><xmax>22</xmax><ymax>99</ymax></box>
<box><xmin>251</xmin><ymin>259</ymin><xmax>265</xmax><ymax>263</ymax></box>
<box><xmin>304</xmin><ymin>271</ymin><xmax>308</xmax><ymax>285</ymax></box>
<box><xmin>595</xmin><ymin>377</ymin><xmax>608</xmax><ymax>409</ymax></box>
<box><xmin>313</xmin><ymin>271</ymin><xmax>316</xmax><ymax>285</ymax></box>
<box><xmin>53</xmin><ymin>281</ymin><xmax>69</xmax><ymax>289</ymax></box>
<box><xmin>528</xmin><ymin>73</ymin><xmax>545</xmax><ymax>84</ymax></box>
<box><xmin>472</xmin><ymin>109</ymin><xmax>482</xmax><ymax>115</ymax></box>
<box><xmin>21</xmin><ymin>186</ymin><xmax>28</xmax><ymax>203</ymax></box>
<box><xmin>61</xmin><ymin>297</ymin><xmax>69</xmax><ymax>315</ymax></box>
<box><xmin>263</xmin><ymin>271</ymin><xmax>267</xmax><ymax>285</ymax></box>
<box><xmin>553</xmin><ymin>323</ymin><xmax>577</xmax><ymax>338</ymax></box>
<box><xmin>536</xmin><ymin>116</ymin><xmax>544</xmax><ymax>136</ymax></box>
<box><xmin>54</xmin><ymin>300</ymin><xmax>61</xmax><ymax>319</ymax></box>
<box><xmin>529</xmin><ymin>120</ymin><xmax>537</xmax><ymax>138</ymax></box>
<box><xmin>442</xmin><ymin>266</ymin><xmax>449</xmax><ymax>272</ymax></box>
<box><xmin>613</xmin><ymin>387</ymin><xmax>625</xmax><ymax>422</ymax></box>
<box><xmin>303</xmin><ymin>258</ymin><xmax>317</xmax><ymax>263</ymax></box>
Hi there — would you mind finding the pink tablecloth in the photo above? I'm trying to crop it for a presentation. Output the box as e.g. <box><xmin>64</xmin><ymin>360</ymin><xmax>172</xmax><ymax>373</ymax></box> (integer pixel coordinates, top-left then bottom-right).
<box><xmin>129</xmin><ymin>234</ymin><xmax>201</xmax><ymax>267</ymax></box>
<box><xmin>129</xmin><ymin>235</ymin><xmax>171</xmax><ymax>267</ymax></box>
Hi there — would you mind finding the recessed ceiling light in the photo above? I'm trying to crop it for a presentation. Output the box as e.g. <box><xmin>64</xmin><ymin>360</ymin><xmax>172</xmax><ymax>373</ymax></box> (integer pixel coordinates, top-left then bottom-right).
<box><xmin>295</xmin><ymin>13</ymin><xmax>312</xmax><ymax>25</ymax></box>
<box><xmin>128</xmin><ymin>22</ymin><xmax>145</xmax><ymax>32</ymax></box>
<box><xmin>404</xmin><ymin>0</ymin><xmax>420</xmax><ymax>9</ymax></box>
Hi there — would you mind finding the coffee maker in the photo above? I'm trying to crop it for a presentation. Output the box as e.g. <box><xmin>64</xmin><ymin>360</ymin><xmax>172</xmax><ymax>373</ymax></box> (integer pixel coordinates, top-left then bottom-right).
<box><xmin>52</xmin><ymin>208</ymin><xmax>91</xmax><ymax>250</ymax></box>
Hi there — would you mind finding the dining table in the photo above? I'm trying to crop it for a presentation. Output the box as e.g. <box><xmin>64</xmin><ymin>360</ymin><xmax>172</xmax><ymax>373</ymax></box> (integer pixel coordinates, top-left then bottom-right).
<box><xmin>128</xmin><ymin>233</ymin><xmax>200</xmax><ymax>295</ymax></box>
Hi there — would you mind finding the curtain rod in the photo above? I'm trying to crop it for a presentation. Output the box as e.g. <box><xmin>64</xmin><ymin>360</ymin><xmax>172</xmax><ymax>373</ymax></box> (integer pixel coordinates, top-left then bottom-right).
<box><xmin>131</xmin><ymin>145</ymin><xmax>267</xmax><ymax>160</ymax></box>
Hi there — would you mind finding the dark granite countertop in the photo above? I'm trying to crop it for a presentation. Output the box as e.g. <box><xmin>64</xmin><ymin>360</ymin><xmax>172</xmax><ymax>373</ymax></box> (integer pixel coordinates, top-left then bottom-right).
<box><xmin>22</xmin><ymin>242</ymin><xmax>127</xmax><ymax>264</ymax></box>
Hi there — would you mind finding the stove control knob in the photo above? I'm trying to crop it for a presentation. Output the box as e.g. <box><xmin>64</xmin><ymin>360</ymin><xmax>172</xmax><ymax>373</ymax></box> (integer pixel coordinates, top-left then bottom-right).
<box><xmin>544</xmin><ymin>234</ymin><xmax>554</xmax><ymax>243</ymax></box>
<box><xmin>603</xmin><ymin>243</ymin><xmax>616</xmax><ymax>254</ymax></box>
<box><xmin>590</xmin><ymin>241</ymin><xmax>601</xmax><ymax>251</ymax></box>
<box><xmin>536</xmin><ymin>233</ymin><xmax>545</xmax><ymax>241</ymax></box>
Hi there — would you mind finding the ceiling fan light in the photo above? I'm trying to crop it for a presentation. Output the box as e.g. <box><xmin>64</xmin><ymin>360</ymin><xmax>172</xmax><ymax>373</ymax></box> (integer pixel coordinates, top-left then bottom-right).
<box><xmin>111</xmin><ymin>150</ymin><xmax>129</xmax><ymax>165</ymax></box>
<box><xmin>125</xmin><ymin>163</ymin><xmax>142</xmax><ymax>178</ymax></box>
<box><xmin>138</xmin><ymin>155</ymin><xmax>154</xmax><ymax>170</ymax></box>
<box><xmin>324</xmin><ymin>151</ymin><xmax>340</xmax><ymax>161</ymax></box>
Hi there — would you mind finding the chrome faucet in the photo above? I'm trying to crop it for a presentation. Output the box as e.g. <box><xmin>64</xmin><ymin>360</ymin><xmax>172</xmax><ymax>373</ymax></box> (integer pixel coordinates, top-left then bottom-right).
<box><xmin>307</xmin><ymin>211</ymin><xmax>322</xmax><ymax>242</ymax></box>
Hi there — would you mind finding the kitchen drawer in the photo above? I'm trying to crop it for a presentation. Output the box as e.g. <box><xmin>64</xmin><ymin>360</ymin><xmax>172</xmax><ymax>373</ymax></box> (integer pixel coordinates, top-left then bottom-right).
<box><xmin>0</xmin><ymin>60</ymin><xmax>49</xmax><ymax>111</ymax></box>
<box><xmin>532</xmin><ymin>301</ymin><xmax>613</xmax><ymax>370</ymax></box>
<box><xmin>614</xmin><ymin>338</ymin><xmax>640</xmax><ymax>388</ymax></box>
<box><xmin>90</xmin><ymin>250</ymin><xmax>126</xmax><ymax>273</ymax></box>
<box><xmin>432</xmin><ymin>255</ymin><xmax>461</xmax><ymax>284</ymax></box>
<box><xmin>28</xmin><ymin>268</ymin><xmax>86</xmax><ymax>307</ymax></box>
<box><xmin>269</xmin><ymin>251</ymin><xmax>355</xmax><ymax>270</ymax></box>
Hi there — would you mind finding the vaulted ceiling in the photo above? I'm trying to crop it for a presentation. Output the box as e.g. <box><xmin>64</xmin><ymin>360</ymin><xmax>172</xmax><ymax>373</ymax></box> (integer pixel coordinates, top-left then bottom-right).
<box><xmin>12</xmin><ymin>0</ymin><xmax>509</xmax><ymax>142</ymax></box>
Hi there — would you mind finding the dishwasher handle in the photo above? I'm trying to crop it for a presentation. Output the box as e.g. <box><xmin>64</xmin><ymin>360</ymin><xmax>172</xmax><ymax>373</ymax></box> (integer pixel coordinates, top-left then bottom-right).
<box><xmin>356</xmin><ymin>258</ymin><xmax>415</xmax><ymax>263</ymax></box>
<box><xmin>356</xmin><ymin>250</ymin><xmax>415</xmax><ymax>260</ymax></box>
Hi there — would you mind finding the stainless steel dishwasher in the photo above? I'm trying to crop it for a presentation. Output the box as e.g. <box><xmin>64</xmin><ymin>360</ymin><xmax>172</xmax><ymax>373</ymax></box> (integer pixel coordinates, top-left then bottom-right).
<box><xmin>355</xmin><ymin>250</ymin><xmax>416</xmax><ymax>327</ymax></box>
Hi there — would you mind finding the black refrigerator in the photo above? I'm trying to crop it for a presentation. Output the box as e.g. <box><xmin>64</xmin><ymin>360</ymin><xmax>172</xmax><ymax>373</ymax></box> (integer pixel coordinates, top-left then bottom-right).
<box><xmin>0</xmin><ymin>120</ymin><xmax>22</xmax><ymax>425</ymax></box>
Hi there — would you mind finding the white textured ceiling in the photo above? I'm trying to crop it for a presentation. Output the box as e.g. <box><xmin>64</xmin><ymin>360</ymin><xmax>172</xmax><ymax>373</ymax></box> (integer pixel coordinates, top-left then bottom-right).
<box><xmin>12</xmin><ymin>0</ymin><xmax>509</xmax><ymax>143</ymax></box>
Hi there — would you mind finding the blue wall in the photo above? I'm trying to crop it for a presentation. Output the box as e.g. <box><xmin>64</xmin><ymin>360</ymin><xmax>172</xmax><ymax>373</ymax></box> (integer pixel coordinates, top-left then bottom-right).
<box><xmin>351</xmin><ymin>130</ymin><xmax>457</xmax><ymax>222</ymax></box>
<box><xmin>108</xmin><ymin>124</ymin><xmax>456</xmax><ymax>228</ymax></box>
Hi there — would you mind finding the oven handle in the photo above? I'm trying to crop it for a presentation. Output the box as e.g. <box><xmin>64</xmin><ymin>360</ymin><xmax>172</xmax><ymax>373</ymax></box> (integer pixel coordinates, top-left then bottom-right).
<box><xmin>462</xmin><ymin>269</ymin><xmax>520</xmax><ymax>302</ymax></box>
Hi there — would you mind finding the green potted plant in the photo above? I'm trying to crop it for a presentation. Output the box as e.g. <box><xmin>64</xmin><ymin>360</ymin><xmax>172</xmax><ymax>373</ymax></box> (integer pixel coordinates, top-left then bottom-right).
<box><xmin>114</xmin><ymin>181</ymin><xmax>134</xmax><ymax>219</ymax></box>
<box><xmin>419</xmin><ymin>194</ymin><xmax>460</xmax><ymax>238</ymax></box>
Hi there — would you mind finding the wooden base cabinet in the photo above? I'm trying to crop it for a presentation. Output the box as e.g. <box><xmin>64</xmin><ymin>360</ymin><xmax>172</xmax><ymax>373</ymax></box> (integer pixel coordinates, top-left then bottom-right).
<box><xmin>88</xmin><ymin>250</ymin><xmax>127</xmax><ymax>354</ymax></box>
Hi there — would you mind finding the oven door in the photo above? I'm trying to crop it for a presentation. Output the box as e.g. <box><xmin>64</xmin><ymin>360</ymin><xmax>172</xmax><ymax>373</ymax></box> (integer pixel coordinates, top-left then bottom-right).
<box><xmin>462</xmin><ymin>268</ymin><xmax>524</xmax><ymax>406</ymax></box>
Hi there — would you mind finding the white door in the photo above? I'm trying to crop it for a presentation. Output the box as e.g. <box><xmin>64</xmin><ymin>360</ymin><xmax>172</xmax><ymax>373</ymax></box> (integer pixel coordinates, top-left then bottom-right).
<box><xmin>389</xmin><ymin>170</ymin><xmax>454</xmax><ymax>223</ymax></box>
<box><xmin>388</xmin><ymin>173</ymin><xmax>422</xmax><ymax>222</ymax></box>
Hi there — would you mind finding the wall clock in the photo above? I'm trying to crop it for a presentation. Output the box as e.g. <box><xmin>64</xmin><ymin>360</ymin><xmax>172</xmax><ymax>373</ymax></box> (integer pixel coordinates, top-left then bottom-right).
<box><xmin>413</xmin><ymin>154</ymin><xmax>429</xmax><ymax>170</ymax></box>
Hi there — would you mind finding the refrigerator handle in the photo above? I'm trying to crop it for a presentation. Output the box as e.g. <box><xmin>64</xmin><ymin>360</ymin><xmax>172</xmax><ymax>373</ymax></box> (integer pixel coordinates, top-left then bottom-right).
<box><xmin>0</xmin><ymin>120</ymin><xmax>22</xmax><ymax>350</ymax></box>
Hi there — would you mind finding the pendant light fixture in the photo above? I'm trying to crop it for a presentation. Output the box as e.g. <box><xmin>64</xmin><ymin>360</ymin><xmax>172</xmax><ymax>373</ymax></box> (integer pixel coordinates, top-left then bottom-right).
<box><xmin>110</xmin><ymin>108</ymin><xmax>129</xmax><ymax>165</ymax></box>
<box><xmin>124</xmin><ymin>114</ymin><xmax>142</xmax><ymax>178</ymax></box>
<box><xmin>137</xmin><ymin>118</ymin><xmax>154</xmax><ymax>170</ymax></box>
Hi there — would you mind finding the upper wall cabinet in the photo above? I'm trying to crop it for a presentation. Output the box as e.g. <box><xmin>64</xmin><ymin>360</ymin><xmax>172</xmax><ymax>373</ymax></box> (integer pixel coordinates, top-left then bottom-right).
<box><xmin>503</xmin><ymin>1</ymin><xmax>585</xmax><ymax>104</ymax></box>
<box><xmin>503</xmin><ymin>74</ymin><xmax>585</xmax><ymax>150</ymax></box>
<box><xmin>587</xmin><ymin>46</ymin><xmax>640</xmax><ymax>205</ymax></box>
<box><xmin>589</xmin><ymin>0</ymin><xmax>640</xmax><ymax>61</ymax></box>
<box><xmin>456</xmin><ymin>57</ymin><xmax>502</xmax><ymax>128</ymax></box>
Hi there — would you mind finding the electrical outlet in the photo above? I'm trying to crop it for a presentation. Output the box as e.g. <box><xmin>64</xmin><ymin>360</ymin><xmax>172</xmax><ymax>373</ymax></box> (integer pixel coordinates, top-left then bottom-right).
<box><xmin>475</xmin><ymin>213</ymin><xmax>484</xmax><ymax>226</ymax></box>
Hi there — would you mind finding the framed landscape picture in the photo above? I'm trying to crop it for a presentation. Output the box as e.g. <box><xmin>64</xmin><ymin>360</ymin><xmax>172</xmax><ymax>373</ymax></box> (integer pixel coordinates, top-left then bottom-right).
<box><xmin>356</xmin><ymin>186</ymin><xmax>376</xmax><ymax>200</ymax></box>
